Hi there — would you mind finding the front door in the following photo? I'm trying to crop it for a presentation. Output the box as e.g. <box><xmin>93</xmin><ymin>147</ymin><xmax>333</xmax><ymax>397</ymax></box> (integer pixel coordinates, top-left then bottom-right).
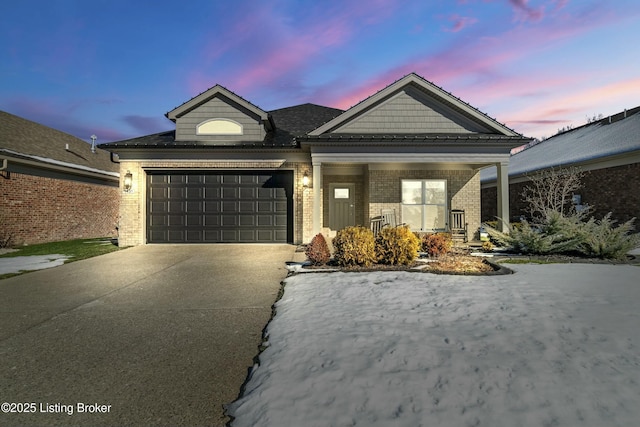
<box><xmin>329</xmin><ymin>183</ymin><xmax>355</xmax><ymax>231</ymax></box>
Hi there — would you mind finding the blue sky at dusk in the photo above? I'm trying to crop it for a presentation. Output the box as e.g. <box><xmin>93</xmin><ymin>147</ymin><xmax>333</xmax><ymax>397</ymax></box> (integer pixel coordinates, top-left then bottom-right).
<box><xmin>1</xmin><ymin>0</ymin><xmax>639</xmax><ymax>143</ymax></box>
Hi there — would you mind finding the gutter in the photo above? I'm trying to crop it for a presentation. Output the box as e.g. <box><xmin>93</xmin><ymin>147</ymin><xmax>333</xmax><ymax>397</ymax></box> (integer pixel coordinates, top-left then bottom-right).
<box><xmin>0</xmin><ymin>151</ymin><xmax>119</xmax><ymax>182</ymax></box>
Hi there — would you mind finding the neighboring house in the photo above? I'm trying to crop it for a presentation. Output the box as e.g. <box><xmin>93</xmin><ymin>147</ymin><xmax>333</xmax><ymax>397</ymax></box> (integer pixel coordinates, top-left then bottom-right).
<box><xmin>0</xmin><ymin>111</ymin><xmax>120</xmax><ymax>246</ymax></box>
<box><xmin>481</xmin><ymin>106</ymin><xmax>640</xmax><ymax>224</ymax></box>
<box><xmin>99</xmin><ymin>73</ymin><xmax>530</xmax><ymax>246</ymax></box>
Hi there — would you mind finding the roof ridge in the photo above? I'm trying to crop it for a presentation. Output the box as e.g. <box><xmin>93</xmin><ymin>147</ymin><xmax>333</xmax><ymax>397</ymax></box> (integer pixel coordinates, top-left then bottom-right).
<box><xmin>514</xmin><ymin>104</ymin><xmax>640</xmax><ymax>156</ymax></box>
<box><xmin>166</xmin><ymin>84</ymin><xmax>268</xmax><ymax>119</ymax></box>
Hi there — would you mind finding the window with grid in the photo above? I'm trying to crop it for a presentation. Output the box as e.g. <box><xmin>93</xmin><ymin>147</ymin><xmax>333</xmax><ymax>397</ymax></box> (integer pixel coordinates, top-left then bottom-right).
<box><xmin>401</xmin><ymin>179</ymin><xmax>447</xmax><ymax>231</ymax></box>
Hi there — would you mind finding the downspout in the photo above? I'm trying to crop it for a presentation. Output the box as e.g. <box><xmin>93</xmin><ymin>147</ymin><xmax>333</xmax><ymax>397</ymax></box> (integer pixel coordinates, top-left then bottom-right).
<box><xmin>110</xmin><ymin>152</ymin><xmax>120</xmax><ymax>164</ymax></box>
<box><xmin>0</xmin><ymin>157</ymin><xmax>9</xmax><ymax>179</ymax></box>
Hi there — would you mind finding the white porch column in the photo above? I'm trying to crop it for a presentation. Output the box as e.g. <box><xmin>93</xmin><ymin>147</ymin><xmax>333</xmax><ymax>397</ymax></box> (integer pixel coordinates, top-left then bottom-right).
<box><xmin>496</xmin><ymin>162</ymin><xmax>510</xmax><ymax>232</ymax></box>
<box><xmin>312</xmin><ymin>161</ymin><xmax>322</xmax><ymax>236</ymax></box>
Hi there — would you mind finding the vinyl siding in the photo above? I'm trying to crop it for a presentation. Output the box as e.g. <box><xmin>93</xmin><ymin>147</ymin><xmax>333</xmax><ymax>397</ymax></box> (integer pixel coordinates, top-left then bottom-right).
<box><xmin>175</xmin><ymin>96</ymin><xmax>265</xmax><ymax>142</ymax></box>
<box><xmin>334</xmin><ymin>90</ymin><xmax>488</xmax><ymax>134</ymax></box>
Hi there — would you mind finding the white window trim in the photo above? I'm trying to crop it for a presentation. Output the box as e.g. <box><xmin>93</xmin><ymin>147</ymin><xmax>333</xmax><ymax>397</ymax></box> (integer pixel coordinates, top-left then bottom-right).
<box><xmin>401</xmin><ymin>179</ymin><xmax>448</xmax><ymax>232</ymax></box>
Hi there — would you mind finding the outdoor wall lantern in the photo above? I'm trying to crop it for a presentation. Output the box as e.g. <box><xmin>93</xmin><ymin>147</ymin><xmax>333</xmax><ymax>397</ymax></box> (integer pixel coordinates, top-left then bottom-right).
<box><xmin>123</xmin><ymin>170</ymin><xmax>133</xmax><ymax>193</ymax></box>
<box><xmin>302</xmin><ymin>172</ymin><xmax>310</xmax><ymax>188</ymax></box>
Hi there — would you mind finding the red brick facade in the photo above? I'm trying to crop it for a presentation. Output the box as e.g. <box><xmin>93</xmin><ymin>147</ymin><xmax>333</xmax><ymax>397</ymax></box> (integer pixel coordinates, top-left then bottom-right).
<box><xmin>482</xmin><ymin>162</ymin><xmax>640</xmax><ymax>225</ymax></box>
<box><xmin>0</xmin><ymin>172</ymin><xmax>119</xmax><ymax>246</ymax></box>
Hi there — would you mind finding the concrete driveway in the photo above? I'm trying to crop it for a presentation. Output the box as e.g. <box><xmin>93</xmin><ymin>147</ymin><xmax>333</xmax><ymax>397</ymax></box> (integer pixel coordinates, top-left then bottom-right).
<box><xmin>0</xmin><ymin>244</ymin><xmax>295</xmax><ymax>427</ymax></box>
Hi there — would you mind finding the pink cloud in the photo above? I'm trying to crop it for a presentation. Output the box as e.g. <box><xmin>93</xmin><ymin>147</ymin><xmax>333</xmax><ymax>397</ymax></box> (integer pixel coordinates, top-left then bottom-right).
<box><xmin>187</xmin><ymin>0</ymin><xmax>399</xmax><ymax>97</ymax></box>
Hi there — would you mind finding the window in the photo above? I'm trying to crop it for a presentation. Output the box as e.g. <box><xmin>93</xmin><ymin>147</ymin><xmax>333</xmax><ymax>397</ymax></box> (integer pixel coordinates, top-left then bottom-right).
<box><xmin>196</xmin><ymin>119</ymin><xmax>243</xmax><ymax>135</ymax></box>
<box><xmin>401</xmin><ymin>179</ymin><xmax>447</xmax><ymax>231</ymax></box>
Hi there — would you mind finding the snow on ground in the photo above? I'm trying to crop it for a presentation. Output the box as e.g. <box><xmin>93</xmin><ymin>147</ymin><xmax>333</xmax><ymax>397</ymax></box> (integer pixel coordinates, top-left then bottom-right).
<box><xmin>0</xmin><ymin>255</ymin><xmax>70</xmax><ymax>275</ymax></box>
<box><xmin>227</xmin><ymin>263</ymin><xmax>640</xmax><ymax>427</ymax></box>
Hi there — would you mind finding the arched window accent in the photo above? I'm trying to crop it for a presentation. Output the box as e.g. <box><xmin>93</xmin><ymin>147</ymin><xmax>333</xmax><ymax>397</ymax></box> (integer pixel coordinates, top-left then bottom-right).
<box><xmin>196</xmin><ymin>118</ymin><xmax>243</xmax><ymax>135</ymax></box>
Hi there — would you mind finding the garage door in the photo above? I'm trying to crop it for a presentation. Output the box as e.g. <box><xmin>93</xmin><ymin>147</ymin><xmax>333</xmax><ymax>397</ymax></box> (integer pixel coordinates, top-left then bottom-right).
<box><xmin>147</xmin><ymin>171</ymin><xmax>293</xmax><ymax>243</ymax></box>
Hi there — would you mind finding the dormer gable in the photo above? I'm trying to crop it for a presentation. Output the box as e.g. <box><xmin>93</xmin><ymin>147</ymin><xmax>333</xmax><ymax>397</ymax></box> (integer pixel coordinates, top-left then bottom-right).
<box><xmin>166</xmin><ymin>84</ymin><xmax>274</xmax><ymax>143</ymax></box>
<box><xmin>309</xmin><ymin>73</ymin><xmax>520</xmax><ymax>137</ymax></box>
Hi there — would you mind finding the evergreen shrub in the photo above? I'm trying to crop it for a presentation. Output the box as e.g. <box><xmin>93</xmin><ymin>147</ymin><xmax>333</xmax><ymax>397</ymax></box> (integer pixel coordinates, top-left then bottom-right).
<box><xmin>305</xmin><ymin>233</ymin><xmax>331</xmax><ymax>265</ymax></box>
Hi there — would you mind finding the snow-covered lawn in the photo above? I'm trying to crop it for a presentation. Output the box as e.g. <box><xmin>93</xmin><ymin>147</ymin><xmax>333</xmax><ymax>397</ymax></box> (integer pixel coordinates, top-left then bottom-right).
<box><xmin>0</xmin><ymin>254</ymin><xmax>70</xmax><ymax>275</ymax></box>
<box><xmin>227</xmin><ymin>263</ymin><xmax>640</xmax><ymax>427</ymax></box>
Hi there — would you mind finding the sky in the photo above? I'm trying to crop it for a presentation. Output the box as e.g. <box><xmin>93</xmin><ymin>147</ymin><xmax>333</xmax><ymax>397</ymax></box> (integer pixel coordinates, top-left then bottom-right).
<box><xmin>1</xmin><ymin>0</ymin><xmax>639</xmax><ymax>143</ymax></box>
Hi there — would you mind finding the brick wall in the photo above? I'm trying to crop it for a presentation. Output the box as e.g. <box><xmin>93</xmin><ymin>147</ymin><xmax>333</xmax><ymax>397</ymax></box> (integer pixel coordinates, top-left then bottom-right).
<box><xmin>0</xmin><ymin>172</ymin><xmax>119</xmax><ymax>246</ymax></box>
<box><xmin>369</xmin><ymin>169</ymin><xmax>481</xmax><ymax>239</ymax></box>
<box><xmin>481</xmin><ymin>162</ymin><xmax>640</xmax><ymax>224</ymax></box>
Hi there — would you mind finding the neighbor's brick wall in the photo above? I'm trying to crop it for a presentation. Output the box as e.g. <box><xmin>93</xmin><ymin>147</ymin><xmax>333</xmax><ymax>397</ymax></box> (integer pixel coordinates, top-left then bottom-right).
<box><xmin>117</xmin><ymin>160</ymin><xmax>312</xmax><ymax>246</ymax></box>
<box><xmin>481</xmin><ymin>162</ymin><xmax>640</xmax><ymax>224</ymax></box>
<box><xmin>369</xmin><ymin>169</ymin><xmax>480</xmax><ymax>239</ymax></box>
<box><xmin>0</xmin><ymin>172</ymin><xmax>119</xmax><ymax>246</ymax></box>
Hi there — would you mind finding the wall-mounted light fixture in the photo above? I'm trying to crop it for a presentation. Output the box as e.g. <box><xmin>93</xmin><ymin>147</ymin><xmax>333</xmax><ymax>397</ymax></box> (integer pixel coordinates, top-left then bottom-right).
<box><xmin>302</xmin><ymin>171</ymin><xmax>310</xmax><ymax>188</ymax></box>
<box><xmin>123</xmin><ymin>170</ymin><xmax>133</xmax><ymax>193</ymax></box>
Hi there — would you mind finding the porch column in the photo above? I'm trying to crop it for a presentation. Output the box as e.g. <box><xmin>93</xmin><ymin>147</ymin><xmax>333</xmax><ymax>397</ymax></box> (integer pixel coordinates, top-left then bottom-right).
<box><xmin>312</xmin><ymin>161</ymin><xmax>322</xmax><ymax>236</ymax></box>
<box><xmin>496</xmin><ymin>162</ymin><xmax>510</xmax><ymax>232</ymax></box>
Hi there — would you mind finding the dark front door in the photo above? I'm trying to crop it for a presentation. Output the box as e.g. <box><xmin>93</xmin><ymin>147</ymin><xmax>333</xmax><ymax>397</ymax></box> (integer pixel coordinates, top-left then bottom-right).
<box><xmin>147</xmin><ymin>171</ymin><xmax>293</xmax><ymax>243</ymax></box>
<box><xmin>329</xmin><ymin>183</ymin><xmax>355</xmax><ymax>231</ymax></box>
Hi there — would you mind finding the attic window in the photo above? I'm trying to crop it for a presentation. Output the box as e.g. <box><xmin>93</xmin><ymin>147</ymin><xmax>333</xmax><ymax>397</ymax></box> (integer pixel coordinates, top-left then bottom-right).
<box><xmin>196</xmin><ymin>119</ymin><xmax>243</xmax><ymax>135</ymax></box>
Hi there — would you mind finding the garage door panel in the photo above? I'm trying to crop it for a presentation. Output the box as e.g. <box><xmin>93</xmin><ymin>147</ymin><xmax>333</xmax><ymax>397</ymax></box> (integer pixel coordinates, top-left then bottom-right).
<box><xmin>239</xmin><ymin>188</ymin><xmax>255</xmax><ymax>199</ymax></box>
<box><xmin>222</xmin><ymin>187</ymin><xmax>237</xmax><ymax>199</ymax></box>
<box><xmin>204</xmin><ymin>201</ymin><xmax>220</xmax><ymax>212</ymax></box>
<box><xmin>221</xmin><ymin>230</ymin><xmax>238</xmax><ymax>241</ymax></box>
<box><xmin>239</xmin><ymin>215</ymin><xmax>256</xmax><ymax>226</ymax></box>
<box><xmin>274</xmin><ymin>201</ymin><xmax>287</xmax><ymax>212</ymax></box>
<box><xmin>186</xmin><ymin>175</ymin><xmax>203</xmax><ymax>184</ymax></box>
<box><xmin>168</xmin><ymin>201</ymin><xmax>184</xmax><ymax>213</ymax></box>
<box><xmin>222</xmin><ymin>215</ymin><xmax>237</xmax><ymax>226</ymax></box>
<box><xmin>204</xmin><ymin>188</ymin><xmax>220</xmax><ymax>199</ymax></box>
<box><xmin>186</xmin><ymin>187</ymin><xmax>203</xmax><ymax>199</ymax></box>
<box><xmin>222</xmin><ymin>175</ymin><xmax>239</xmax><ymax>184</ymax></box>
<box><xmin>186</xmin><ymin>230</ymin><xmax>203</xmax><ymax>241</ymax></box>
<box><xmin>257</xmin><ymin>215</ymin><xmax>273</xmax><ymax>226</ymax></box>
<box><xmin>257</xmin><ymin>188</ymin><xmax>273</xmax><ymax>199</ymax></box>
<box><xmin>169</xmin><ymin>215</ymin><xmax>185</xmax><ymax>226</ymax></box>
<box><xmin>205</xmin><ymin>215</ymin><xmax>220</xmax><ymax>226</ymax></box>
<box><xmin>186</xmin><ymin>215</ymin><xmax>202</xmax><ymax>226</ymax></box>
<box><xmin>147</xmin><ymin>171</ymin><xmax>292</xmax><ymax>243</ymax></box>
<box><xmin>149</xmin><ymin>215</ymin><xmax>167</xmax><ymax>226</ymax></box>
<box><xmin>222</xmin><ymin>201</ymin><xmax>237</xmax><ymax>212</ymax></box>
<box><xmin>257</xmin><ymin>201</ymin><xmax>273</xmax><ymax>212</ymax></box>
<box><xmin>168</xmin><ymin>230</ymin><xmax>185</xmax><ymax>242</ymax></box>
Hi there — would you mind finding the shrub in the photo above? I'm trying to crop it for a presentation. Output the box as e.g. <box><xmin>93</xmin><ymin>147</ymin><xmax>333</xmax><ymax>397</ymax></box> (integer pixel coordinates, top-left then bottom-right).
<box><xmin>482</xmin><ymin>240</ymin><xmax>494</xmax><ymax>252</ymax></box>
<box><xmin>333</xmin><ymin>226</ymin><xmax>377</xmax><ymax>267</ymax></box>
<box><xmin>421</xmin><ymin>233</ymin><xmax>452</xmax><ymax>257</ymax></box>
<box><xmin>305</xmin><ymin>233</ymin><xmax>331</xmax><ymax>265</ymax></box>
<box><xmin>577</xmin><ymin>214</ymin><xmax>640</xmax><ymax>260</ymax></box>
<box><xmin>375</xmin><ymin>225</ymin><xmax>420</xmax><ymax>265</ymax></box>
<box><xmin>485</xmin><ymin>216</ymin><xmax>583</xmax><ymax>255</ymax></box>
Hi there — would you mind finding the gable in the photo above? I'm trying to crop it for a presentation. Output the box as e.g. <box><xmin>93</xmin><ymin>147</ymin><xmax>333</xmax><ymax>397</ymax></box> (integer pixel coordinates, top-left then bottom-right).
<box><xmin>333</xmin><ymin>86</ymin><xmax>492</xmax><ymax>134</ymax></box>
<box><xmin>174</xmin><ymin>94</ymin><xmax>266</xmax><ymax>142</ymax></box>
<box><xmin>310</xmin><ymin>73</ymin><xmax>520</xmax><ymax>137</ymax></box>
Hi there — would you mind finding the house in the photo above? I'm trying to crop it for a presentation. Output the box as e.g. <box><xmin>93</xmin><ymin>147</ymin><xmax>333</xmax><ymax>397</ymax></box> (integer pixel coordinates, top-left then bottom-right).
<box><xmin>481</xmin><ymin>106</ymin><xmax>640</xmax><ymax>224</ymax></box>
<box><xmin>99</xmin><ymin>73</ymin><xmax>530</xmax><ymax>246</ymax></box>
<box><xmin>0</xmin><ymin>111</ymin><xmax>120</xmax><ymax>246</ymax></box>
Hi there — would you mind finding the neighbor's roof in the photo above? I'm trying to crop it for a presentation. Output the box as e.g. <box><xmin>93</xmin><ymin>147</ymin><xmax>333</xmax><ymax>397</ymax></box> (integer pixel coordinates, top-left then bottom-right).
<box><xmin>481</xmin><ymin>106</ymin><xmax>640</xmax><ymax>182</ymax></box>
<box><xmin>0</xmin><ymin>110</ymin><xmax>119</xmax><ymax>175</ymax></box>
<box><xmin>100</xmin><ymin>103</ymin><xmax>344</xmax><ymax>149</ymax></box>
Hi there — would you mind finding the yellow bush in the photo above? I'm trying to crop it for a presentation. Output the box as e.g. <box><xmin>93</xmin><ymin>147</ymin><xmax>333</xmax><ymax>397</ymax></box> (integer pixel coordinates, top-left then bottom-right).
<box><xmin>376</xmin><ymin>225</ymin><xmax>420</xmax><ymax>265</ymax></box>
<box><xmin>333</xmin><ymin>226</ymin><xmax>376</xmax><ymax>267</ymax></box>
